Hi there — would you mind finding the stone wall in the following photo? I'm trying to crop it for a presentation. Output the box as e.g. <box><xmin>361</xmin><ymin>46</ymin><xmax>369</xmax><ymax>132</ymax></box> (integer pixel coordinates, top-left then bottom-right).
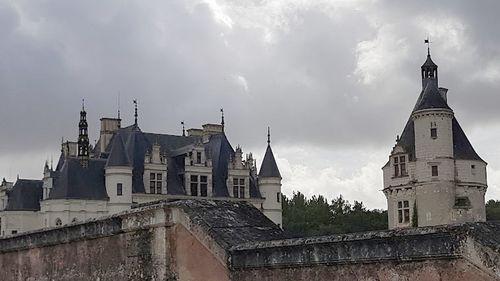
<box><xmin>1</xmin><ymin>200</ymin><xmax>500</xmax><ymax>281</ymax></box>
<box><xmin>0</xmin><ymin>207</ymin><xmax>173</xmax><ymax>281</ymax></box>
<box><xmin>229</xmin><ymin>222</ymin><xmax>500</xmax><ymax>281</ymax></box>
<box><xmin>0</xmin><ymin>200</ymin><xmax>283</xmax><ymax>281</ymax></box>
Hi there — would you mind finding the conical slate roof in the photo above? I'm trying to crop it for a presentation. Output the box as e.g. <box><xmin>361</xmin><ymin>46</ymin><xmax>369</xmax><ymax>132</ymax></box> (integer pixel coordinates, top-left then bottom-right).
<box><xmin>422</xmin><ymin>54</ymin><xmax>437</xmax><ymax>67</ymax></box>
<box><xmin>392</xmin><ymin>57</ymin><xmax>483</xmax><ymax>163</ymax></box>
<box><xmin>259</xmin><ymin>145</ymin><xmax>281</xmax><ymax>178</ymax></box>
<box><xmin>106</xmin><ymin>133</ymin><xmax>131</xmax><ymax>167</ymax></box>
<box><xmin>414</xmin><ymin>79</ymin><xmax>451</xmax><ymax>111</ymax></box>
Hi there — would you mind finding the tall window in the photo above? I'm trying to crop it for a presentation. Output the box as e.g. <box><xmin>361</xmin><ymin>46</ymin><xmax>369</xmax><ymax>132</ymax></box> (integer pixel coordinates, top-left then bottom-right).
<box><xmin>156</xmin><ymin>174</ymin><xmax>162</xmax><ymax>194</ymax></box>
<box><xmin>397</xmin><ymin>200</ymin><xmax>410</xmax><ymax>224</ymax></box>
<box><xmin>431</xmin><ymin>165</ymin><xmax>439</xmax><ymax>177</ymax></box>
<box><xmin>117</xmin><ymin>183</ymin><xmax>123</xmax><ymax>196</ymax></box>
<box><xmin>233</xmin><ymin>178</ymin><xmax>245</xmax><ymax>198</ymax></box>
<box><xmin>430</xmin><ymin>128</ymin><xmax>437</xmax><ymax>139</ymax></box>
<box><xmin>200</xmin><ymin>176</ymin><xmax>208</xmax><ymax>197</ymax></box>
<box><xmin>196</xmin><ymin>152</ymin><xmax>202</xmax><ymax>164</ymax></box>
<box><xmin>150</xmin><ymin>172</ymin><xmax>163</xmax><ymax>194</ymax></box>
<box><xmin>277</xmin><ymin>192</ymin><xmax>281</xmax><ymax>203</ymax></box>
<box><xmin>393</xmin><ymin>155</ymin><xmax>407</xmax><ymax>177</ymax></box>
<box><xmin>190</xmin><ymin>175</ymin><xmax>198</xmax><ymax>196</ymax></box>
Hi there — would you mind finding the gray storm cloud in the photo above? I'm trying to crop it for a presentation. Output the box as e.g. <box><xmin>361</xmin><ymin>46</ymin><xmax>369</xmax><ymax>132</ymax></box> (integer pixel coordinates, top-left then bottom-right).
<box><xmin>1</xmin><ymin>0</ymin><xmax>500</xmax><ymax>208</ymax></box>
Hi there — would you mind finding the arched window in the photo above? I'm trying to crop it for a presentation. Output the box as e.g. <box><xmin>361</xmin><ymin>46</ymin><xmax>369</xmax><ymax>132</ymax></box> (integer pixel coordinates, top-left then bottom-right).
<box><xmin>55</xmin><ymin>218</ymin><xmax>62</xmax><ymax>226</ymax></box>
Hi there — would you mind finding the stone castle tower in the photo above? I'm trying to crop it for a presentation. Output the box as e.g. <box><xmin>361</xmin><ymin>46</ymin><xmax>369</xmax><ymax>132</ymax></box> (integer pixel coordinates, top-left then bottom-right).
<box><xmin>383</xmin><ymin>50</ymin><xmax>487</xmax><ymax>229</ymax></box>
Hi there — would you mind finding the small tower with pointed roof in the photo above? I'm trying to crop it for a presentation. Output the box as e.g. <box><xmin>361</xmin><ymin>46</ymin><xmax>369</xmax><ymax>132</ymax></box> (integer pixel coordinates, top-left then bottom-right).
<box><xmin>382</xmin><ymin>46</ymin><xmax>487</xmax><ymax>229</ymax></box>
<box><xmin>258</xmin><ymin>127</ymin><xmax>282</xmax><ymax>227</ymax></box>
<box><xmin>105</xmin><ymin>133</ymin><xmax>133</xmax><ymax>214</ymax></box>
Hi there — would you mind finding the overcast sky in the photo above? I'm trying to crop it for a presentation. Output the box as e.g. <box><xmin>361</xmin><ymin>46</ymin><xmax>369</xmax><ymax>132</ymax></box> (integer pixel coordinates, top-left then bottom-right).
<box><xmin>1</xmin><ymin>0</ymin><xmax>500</xmax><ymax>209</ymax></box>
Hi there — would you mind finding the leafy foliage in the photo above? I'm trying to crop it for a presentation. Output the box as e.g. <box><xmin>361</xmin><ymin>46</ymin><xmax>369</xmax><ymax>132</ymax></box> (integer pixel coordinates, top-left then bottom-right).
<box><xmin>486</xmin><ymin>200</ymin><xmax>500</xmax><ymax>221</ymax></box>
<box><xmin>282</xmin><ymin>192</ymin><xmax>387</xmax><ymax>237</ymax></box>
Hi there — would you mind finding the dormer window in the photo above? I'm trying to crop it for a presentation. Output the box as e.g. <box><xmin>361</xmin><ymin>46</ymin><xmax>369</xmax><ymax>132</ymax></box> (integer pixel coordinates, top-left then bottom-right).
<box><xmin>196</xmin><ymin>152</ymin><xmax>202</xmax><ymax>164</ymax></box>
<box><xmin>190</xmin><ymin>174</ymin><xmax>208</xmax><ymax>197</ymax></box>
<box><xmin>393</xmin><ymin>155</ymin><xmax>407</xmax><ymax>177</ymax></box>
<box><xmin>149</xmin><ymin>173</ymin><xmax>163</xmax><ymax>194</ymax></box>
<box><xmin>233</xmin><ymin>178</ymin><xmax>245</xmax><ymax>198</ymax></box>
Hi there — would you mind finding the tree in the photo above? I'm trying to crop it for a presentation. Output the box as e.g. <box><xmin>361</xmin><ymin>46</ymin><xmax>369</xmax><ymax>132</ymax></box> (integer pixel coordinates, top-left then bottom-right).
<box><xmin>282</xmin><ymin>192</ymin><xmax>387</xmax><ymax>237</ymax></box>
<box><xmin>486</xmin><ymin>200</ymin><xmax>500</xmax><ymax>221</ymax></box>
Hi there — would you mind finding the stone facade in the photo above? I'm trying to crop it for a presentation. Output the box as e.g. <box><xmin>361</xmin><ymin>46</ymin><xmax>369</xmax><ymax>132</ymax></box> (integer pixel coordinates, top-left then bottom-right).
<box><xmin>383</xmin><ymin>52</ymin><xmax>487</xmax><ymax>229</ymax></box>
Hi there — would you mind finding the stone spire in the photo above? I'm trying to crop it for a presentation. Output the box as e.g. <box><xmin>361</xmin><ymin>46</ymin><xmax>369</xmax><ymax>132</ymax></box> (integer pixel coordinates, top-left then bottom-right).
<box><xmin>78</xmin><ymin>99</ymin><xmax>90</xmax><ymax>167</ymax></box>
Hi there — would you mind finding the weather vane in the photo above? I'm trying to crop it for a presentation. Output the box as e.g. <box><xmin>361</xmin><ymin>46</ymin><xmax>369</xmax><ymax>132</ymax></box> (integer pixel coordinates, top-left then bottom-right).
<box><xmin>424</xmin><ymin>36</ymin><xmax>432</xmax><ymax>56</ymax></box>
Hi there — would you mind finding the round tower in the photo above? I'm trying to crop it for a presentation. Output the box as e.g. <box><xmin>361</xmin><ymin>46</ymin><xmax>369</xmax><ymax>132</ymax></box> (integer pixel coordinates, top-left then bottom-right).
<box><xmin>412</xmin><ymin>52</ymin><xmax>463</xmax><ymax>227</ymax></box>
<box><xmin>105</xmin><ymin>133</ymin><xmax>133</xmax><ymax>214</ymax></box>
<box><xmin>258</xmin><ymin>128</ymin><xmax>282</xmax><ymax>227</ymax></box>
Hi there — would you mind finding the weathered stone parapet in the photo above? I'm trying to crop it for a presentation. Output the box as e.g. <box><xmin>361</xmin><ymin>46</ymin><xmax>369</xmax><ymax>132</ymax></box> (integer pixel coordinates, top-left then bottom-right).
<box><xmin>2</xmin><ymin>200</ymin><xmax>500</xmax><ymax>281</ymax></box>
<box><xmin>229</xmin><ymin>222</ymin><xmax>500</xmax><ymax>280</ymax></box>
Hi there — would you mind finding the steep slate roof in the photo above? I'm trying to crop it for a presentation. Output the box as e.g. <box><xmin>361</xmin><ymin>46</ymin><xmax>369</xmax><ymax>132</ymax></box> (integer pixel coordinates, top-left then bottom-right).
<box><xmin>414</xmin><ymin>79</ymin><xmax>451</xmax><ymax>111</ymax></box>
<box><xmin>5</xmin><ymin>179</ymin><xmax>43</xmax><ymax>211</ymax></box>
<box><xmin>48</xmin><ymin>158</ymin><xmax>108</xmax><ymax>200</ymax></box>
<box><xmin>452</xmin><ymin>118</ymin><xmax>484</xmax><ymax>162</ymax></box>
<box><xmin>422</xmin><ymin>54</ymin><xmax>438</xmax><ymax>67</ymax></box>
<box><xmin>104</xmin><ymin>126</ymin><xmax>248</xmax><ymax>198</ymax></box>
<box><xmin>106</xmin><ymin>133</ymin><xmax>131</xmax><ymax>167</ymax></box>
<box><xmin>205</xmin><ymin>134</ymin><xmax>235</xmax><ymax>197</ymax></box>
<box><xmin>259</xmin><ymin>145</ymin><xmax>281</xmax><ymax>178</ymax></box>
<box><xmin>394</xmin><ymin>78</ymin><xmax>484</xmax><ymax>162</ymax></box>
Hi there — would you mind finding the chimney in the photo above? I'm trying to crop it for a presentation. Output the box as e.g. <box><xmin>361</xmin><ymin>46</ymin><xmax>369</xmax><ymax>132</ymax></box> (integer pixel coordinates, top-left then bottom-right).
<box><xmin>438</xmin><ymin>87</ymin><xmax>448</xmax><ymax>102</ymax></box>
<box><xmin>100</xmin><ymin>118</ymin><xmax>121</xmax><ymax>153</ymax></box>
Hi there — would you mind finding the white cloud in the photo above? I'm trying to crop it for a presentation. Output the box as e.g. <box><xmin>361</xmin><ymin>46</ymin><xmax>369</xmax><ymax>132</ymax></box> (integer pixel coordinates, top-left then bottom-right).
<box><xmin>232</xmin><ymin>74</ymin><xmax>249</xmax><ymax>93</ymax></box>
<box><xmin>354</xmin><ymin>24</ymin><xmax>410</xmax><ymax>85</ymax></box>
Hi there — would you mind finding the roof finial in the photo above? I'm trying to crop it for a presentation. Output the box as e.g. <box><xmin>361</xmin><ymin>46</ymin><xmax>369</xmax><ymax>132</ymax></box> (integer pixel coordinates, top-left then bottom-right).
<box><xmin>425</xmin><ymin>36</ymin><xmax>431</xmax><ymax>56</ymax></box>
<box><xmin>220</xmin><ymin>108</ymin><xmax>225</xmax><ymax>132</ymax></box>
<box><xmin>267</xmin><ymin>126</ymin><xmax>271</xmax><ymax>145</ymax></box>
<box><xmin>181</xmin><ymin>121</ymin><xmax>186</xmax><ymax>136</ymax></box>
<box><xmin>133</xmin><ymin>99</ymin><xmax>138</xmax><ymax>126</ymax></box>
<box><xmin>117</xmin><ymin>92</ymin><xmax>121</xmax><ymax>120</ymax></box>
<box><xmin>50</xmin><ymin>154</ymin><xmax>53</xmax><ymax>170</ymax></box>
<box><xmin>82</xmin><ymin>98</ymin><xmax>85</xmax><ymax>111</ymax></box>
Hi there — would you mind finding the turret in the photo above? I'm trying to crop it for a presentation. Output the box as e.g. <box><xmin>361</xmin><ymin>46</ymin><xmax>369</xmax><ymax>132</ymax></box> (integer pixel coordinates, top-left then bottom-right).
<box><xmin>383</xmin><ymin>45</ymin><xmax>487</xmax><ymax>229</ymax></box>
<box><xmin>258</xmin><ymin>127</ymin><xmax>282</xmax><ymax>227</ymax></box>
<box><xmin>421</xmin><ymin>44</ymin><xmax>438</xmax><ymax>89</ymax></box>
<box><xmin>105</xmin><ymin>133</ymin><xmax>132</xmax><ymax>214</ymax></box>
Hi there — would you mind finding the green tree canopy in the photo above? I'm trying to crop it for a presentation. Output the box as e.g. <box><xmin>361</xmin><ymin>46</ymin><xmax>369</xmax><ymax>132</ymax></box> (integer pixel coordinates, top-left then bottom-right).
<box><xmin>282</xmin><ymin>192</ymin><xmax>387</xmax><ymax>237</ymax></box>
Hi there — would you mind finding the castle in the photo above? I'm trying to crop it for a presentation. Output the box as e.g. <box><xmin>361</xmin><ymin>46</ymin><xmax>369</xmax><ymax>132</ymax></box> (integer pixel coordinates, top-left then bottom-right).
<box><xmin>0</xmin><ymin>47</ymin><xmax>489</xmax><ymax>237</ymax></box>
<box><xmin>0</xmin><ymin>106</ymin><xmax>282</xmax><ymax>236</ymax></box>
<box><xmin>383</xmin><ymin>48</ymin><xmax>487</xmax><ymax>229</ymax></box>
